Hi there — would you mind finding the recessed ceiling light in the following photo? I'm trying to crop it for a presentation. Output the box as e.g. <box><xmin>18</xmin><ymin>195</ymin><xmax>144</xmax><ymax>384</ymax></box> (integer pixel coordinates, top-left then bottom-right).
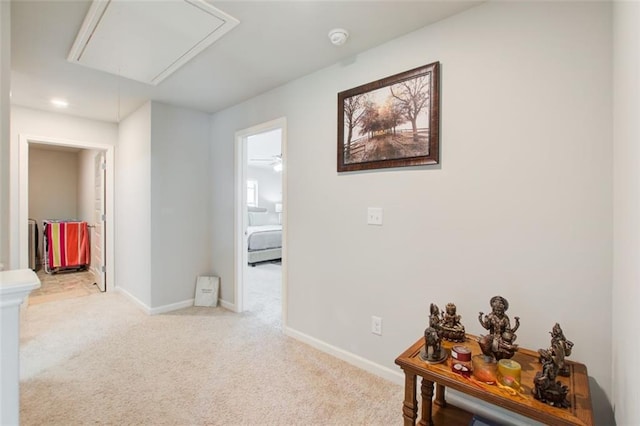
<box><xmin>51</xmin><ymin>99</ymin><xmax>69</xmax><ymax>108</ymax></box>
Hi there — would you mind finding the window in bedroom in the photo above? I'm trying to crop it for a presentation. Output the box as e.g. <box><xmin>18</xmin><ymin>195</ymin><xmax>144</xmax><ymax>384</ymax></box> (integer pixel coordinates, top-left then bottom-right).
<box><xmin>247</xmin><ymin>179</ymin><xmax>258</xmax><ymax>207</ymax></box>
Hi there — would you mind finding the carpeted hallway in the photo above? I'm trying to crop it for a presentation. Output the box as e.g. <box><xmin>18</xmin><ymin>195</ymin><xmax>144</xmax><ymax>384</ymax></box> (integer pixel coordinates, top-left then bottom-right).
<box><xmin>19</xmin><ymin>278</ymin><xmax>403</xmax><ymax>425</ymax></box>
<box><xmin>245</xmin><ymin>261</ymin><xmax>282</xmax><ymax>328</ymax></box>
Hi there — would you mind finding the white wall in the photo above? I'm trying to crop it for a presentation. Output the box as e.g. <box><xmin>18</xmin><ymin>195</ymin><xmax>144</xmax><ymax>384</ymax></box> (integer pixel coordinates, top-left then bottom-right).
<box><xmin>116</xmin><ymin>101</ymin><xmax>213</xmax><ymax>310</ymax></box>
<box><xmin>28</xmin><ymin>147</ymin><xmax>79</xmax><ymax>263</ymax></box>
<box><xmin>211</xmin><ymin>1</ymin><xmax>614</xmax><ymax>421</ymax></box>
<box><xmin>28</xmin><ymin>148</ymin><xmax>79</xmax><ymax>223</ymax></box>
<box><xmin>116</xmin><ymin>102</ymin><xmax>152</xmax><ymax>306</ymax></box>
<box><xmin>0</xmin><ymin>0</ymin><xmax>10</xmax><ymax>269</ymax></box>
<box><xmin>612</xmin><ymin>2</ymin><xmax>640</xmax><ymax>425</ymax></box>
<box><xmin>149</xmin><ymin>102</ymin><xmax>212</xmax><ymax>307</ymax></box>
<box><xmin>10</xmin><ymin>106</ymin><xmax>118</xmax><ymax>269</ymax></box>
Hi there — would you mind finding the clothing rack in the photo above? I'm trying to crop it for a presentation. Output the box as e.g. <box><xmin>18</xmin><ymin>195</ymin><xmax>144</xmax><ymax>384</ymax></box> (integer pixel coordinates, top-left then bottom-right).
<box><xmin>43</xmin><ymin>220</ymin><xmax>90</xmax><ymax>274</ymax></box>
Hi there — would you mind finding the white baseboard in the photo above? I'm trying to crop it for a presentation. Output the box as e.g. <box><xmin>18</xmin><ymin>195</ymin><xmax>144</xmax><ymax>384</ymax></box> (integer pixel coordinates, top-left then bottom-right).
<box><xmin>283</xmin><ymin>326</ymin><xmax>404</xmax><ymax>385</ymax></box>
<box><xmin>114</xmin><ymin>288</ymin><xmax>195</xmax><ymax>316</ymax></box>
<box><xmin>219</xmin><ymin>299</ymin><xmax>236</xmax><ymax>312</ymax></box>
<box><xmin>283</xmin><ymin>326</ymin><xmax>540</xmax><ymax>426</ymax></box>
<box><xmin>114</xmin><ymin>287</ymin><xmax>151</xmax><ymax>314</ymax></box>
<box><xmin>149</xmin><ymin>298</ymin><xmax>194</xmax><ymax>315</ymax></box>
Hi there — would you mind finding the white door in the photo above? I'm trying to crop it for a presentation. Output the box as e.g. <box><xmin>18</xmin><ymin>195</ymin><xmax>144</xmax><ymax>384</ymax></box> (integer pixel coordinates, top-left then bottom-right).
<box><xmin>92</xmin><ymin>152</ymin><xmax>106</xmax><ymax>292</ymax></box>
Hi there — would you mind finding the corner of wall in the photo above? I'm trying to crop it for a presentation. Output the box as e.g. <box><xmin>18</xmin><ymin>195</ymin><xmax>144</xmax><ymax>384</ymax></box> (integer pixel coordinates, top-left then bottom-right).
<box><xmin>0</xmin><ymin>0</ymin><xmax>11</xmax><ymax>268</ymax></box>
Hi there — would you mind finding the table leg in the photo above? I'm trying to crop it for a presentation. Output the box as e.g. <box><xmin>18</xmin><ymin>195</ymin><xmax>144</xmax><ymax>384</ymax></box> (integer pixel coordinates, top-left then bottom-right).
<box><xmin>434</xmin><ymin>383</ymin><xmax>446</xmax><ymax>407</ymax></box>
<box><xmin>402</xmin><ymin>372</ymin><xmax>418</xmax><ymax>426</ymax></box>
<box><xmin>418</xmin><ymin>378</ymin><xmax>434</xmax><ymax>426</ymax></box>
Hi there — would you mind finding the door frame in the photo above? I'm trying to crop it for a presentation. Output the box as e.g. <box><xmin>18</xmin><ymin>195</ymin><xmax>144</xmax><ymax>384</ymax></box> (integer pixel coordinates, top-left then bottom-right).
<box><xmin>234</xmin><ymin>117</ymin><xmax>287</xmax><ymax>326</ymax></box>
<box><xmin>18</xmin><ymin>134</ymin><xmax>115</xmax><ymax>292</ymax></box>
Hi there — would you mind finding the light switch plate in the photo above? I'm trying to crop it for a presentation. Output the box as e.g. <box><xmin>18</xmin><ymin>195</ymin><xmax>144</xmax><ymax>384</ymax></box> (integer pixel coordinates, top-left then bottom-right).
<box><xmin>367</xmin><ymin>207</ymin><xmax>383</xmax><ymax>225</ymax></box>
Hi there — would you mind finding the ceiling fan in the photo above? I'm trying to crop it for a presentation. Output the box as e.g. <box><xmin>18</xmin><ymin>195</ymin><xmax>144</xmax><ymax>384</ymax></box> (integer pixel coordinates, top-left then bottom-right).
<box><xmin>249</xmin><ymin>154</ymin><xmax>281</xmax><ymax>165</ymax></box>
<box><xmin>248</xmin><ymin>154</ymin><xmax>282</xmax><ymax>171</ymax></box>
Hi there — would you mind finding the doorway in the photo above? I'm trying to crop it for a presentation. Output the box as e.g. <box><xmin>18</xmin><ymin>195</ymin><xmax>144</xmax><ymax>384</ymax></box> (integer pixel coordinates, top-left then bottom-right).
<box><xmin>18</xmin><ymin>134</ymin><xmax>114</xmax><ymax>292</ymax></box>
<box><xmin>25</xmin><ymin>143</ymin><xmax>106</xmax><ymax>303</ymax></box>
<box><xmin>235</xmin><ymin>118</ymin><xmax>287</xmax><ymax>327</ymax></box>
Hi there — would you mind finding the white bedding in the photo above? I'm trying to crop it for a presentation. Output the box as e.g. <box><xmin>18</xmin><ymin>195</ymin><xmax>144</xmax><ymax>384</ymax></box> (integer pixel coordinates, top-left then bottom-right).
<box><xmin>247</xmin><ymin>225</ymin><xmax>282</xmax><ymax>251</ymax></box>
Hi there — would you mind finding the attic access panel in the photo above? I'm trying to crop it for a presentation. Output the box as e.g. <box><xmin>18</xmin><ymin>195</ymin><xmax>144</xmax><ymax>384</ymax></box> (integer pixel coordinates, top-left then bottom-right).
<box><xmin>68</xmin><ymin>0</ymin><xmax>239</xmax><ymax>85</ymax></box>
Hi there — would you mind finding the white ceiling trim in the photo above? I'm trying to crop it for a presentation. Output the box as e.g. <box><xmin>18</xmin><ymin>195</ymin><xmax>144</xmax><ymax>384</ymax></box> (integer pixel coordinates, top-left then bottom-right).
<box><xmin>67</xmin><ymin>0</ymin><xmax>239</xmax><ymax>85</ymax></box>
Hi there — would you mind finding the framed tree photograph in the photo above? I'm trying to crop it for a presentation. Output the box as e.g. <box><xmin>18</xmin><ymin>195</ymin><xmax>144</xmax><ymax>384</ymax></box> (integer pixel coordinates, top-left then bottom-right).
<box><xmin>337</xmin><ymin>61</ymin><xmax>440</xmax><ymax>172</ymax></box>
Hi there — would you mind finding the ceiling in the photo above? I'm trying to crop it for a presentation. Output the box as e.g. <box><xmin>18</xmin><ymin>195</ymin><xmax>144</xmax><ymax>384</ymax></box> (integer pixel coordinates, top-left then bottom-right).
<box><xmin>10</xmin><ymin>0</ymin><xmax>482</xmax><ymax>123</ymax></box>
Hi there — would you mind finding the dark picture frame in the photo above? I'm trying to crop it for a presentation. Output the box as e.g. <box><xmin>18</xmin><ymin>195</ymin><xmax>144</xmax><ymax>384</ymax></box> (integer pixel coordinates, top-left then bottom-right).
<box><xmin>337</xmin><ymin>61</ymin><xmax>440</xmax><ymax>172</ymax></box>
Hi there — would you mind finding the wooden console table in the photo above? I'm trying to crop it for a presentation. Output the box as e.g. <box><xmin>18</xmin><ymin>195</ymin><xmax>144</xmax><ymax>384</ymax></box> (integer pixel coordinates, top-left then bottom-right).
<box><xmin>395</xmin><ymin>336</ymin><xmax>593</xmax><ymax>426</ymax></box>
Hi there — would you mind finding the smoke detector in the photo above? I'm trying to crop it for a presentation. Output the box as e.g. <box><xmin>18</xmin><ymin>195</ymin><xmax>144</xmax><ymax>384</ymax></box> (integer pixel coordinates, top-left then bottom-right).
<box><xmin>328</xmin><ymin>28</ymin><xmax>349</xmax><ymax>46</ymax></box>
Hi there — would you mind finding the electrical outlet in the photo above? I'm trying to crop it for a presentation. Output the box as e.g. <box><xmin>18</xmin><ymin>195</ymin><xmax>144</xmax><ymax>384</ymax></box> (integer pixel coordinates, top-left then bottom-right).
<box><xmin>371</xmin><ymin>316</ymin><xmax>382</xmax><ymax>335</ymax></box>
<box><xmin>367</xmin><ymin>207</ymin><xmax>383</xmax><ymax>225</ymax></box>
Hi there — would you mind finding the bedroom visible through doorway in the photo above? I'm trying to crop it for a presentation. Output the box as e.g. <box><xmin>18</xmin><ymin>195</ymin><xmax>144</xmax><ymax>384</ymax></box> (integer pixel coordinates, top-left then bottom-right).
<box><xmin>235</xmin><ymin>118</ymin><xmax>286</xmax><ymax>328</ymax></box>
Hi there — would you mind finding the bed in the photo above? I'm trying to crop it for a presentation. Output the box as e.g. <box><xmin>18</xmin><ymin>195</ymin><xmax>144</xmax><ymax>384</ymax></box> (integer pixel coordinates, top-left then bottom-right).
<box><xmin>247</xmin><ymin>207</ymin><xmax>282</xmax><ymax>266</ymax></box>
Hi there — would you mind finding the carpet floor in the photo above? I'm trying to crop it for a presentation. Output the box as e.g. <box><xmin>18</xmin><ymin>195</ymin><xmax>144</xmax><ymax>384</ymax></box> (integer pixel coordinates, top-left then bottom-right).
<box><xmin>19</xmin><ymin>278</ymin><xmax>403</xmax><ymax>425</ymax></box>
<box><xmin>245</xmin><ymin>261</ymin><xmax>282</xmax><ymax>328</ymax></box>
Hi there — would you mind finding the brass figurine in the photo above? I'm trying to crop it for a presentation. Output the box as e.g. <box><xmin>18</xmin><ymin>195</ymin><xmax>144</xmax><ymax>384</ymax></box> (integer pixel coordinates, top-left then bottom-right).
<box><xmin>548</xmin><ymin>323</ymin><xmax>574</xmax><ymax>377</ymax></box>
<box><xmin>421</xmin><ymin>303</ymin><xmax>447</xmax><ymax>364</ymax></box>
<box><xmin>477</xmin><ymin>296</ymin><xmax>520</xmax><ymax>360</ymax></box>
<box><xmin>533</xmin><ymin>348</ymin><xmax>571</xmax><ymax>408</ymax></box>
<box><xmin>440</xmin><ymin>302</ymin><xmax>466</xmax><ymax>342</ymax></box>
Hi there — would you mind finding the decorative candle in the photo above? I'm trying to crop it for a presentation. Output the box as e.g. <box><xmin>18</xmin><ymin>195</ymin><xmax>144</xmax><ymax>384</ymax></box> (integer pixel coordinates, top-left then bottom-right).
<box><xmin>451</xmin><ymin>345</ymin><xmax>473</xmax><ymax>377</ymax></box>
<box><xmin>497</xmin><ymin>359</ymin><xmax>522</xmax><ymax>389</ymax></box>
<box><xmin>472</xmin><ymin>355</ymin><xmax>498</xmax><ymax>384</ymax></box>
<box><xmin>452</xmin><ymin>345</ymin><xmax>472</xmax><ymax>362</ymax></box>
